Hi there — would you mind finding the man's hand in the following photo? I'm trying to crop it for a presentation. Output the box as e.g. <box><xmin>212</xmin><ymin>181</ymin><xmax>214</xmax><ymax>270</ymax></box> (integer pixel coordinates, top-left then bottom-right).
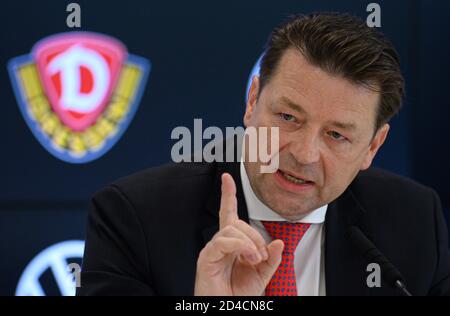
<box><xmin>194</xmin><ymin>173</ymin><xmax>284</xmax><ymax>296</ymax></box>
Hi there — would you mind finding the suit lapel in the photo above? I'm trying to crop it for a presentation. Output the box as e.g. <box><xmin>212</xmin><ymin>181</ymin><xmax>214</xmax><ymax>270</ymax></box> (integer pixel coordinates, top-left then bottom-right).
<box><xmin>324</xmin><ymin>186</ymin><xmax>373</xmax><ymax>296</ymax></box>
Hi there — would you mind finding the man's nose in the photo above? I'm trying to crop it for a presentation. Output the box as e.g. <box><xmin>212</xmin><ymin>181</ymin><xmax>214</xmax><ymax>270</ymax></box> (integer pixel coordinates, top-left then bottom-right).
<box><xmin>289</xmin><ymin>130</ymin><xmax>321</xmax><ymax>165</ymax></box>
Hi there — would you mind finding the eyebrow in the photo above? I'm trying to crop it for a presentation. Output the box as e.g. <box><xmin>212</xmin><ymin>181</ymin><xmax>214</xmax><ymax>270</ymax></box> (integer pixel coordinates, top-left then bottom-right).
<box><xmin>278</xmin><ymin>96</ymin><xmax>307</xmax><ymax>115</ymax></box>
<box><xmin>329</xmin><ymin>120</ymin><xmax>357</xmax><ymax>131</ymax></box>
<box><xmin>278</xmin><ymin>96</ymin><xmax>357</xmax><ymax>131</ymax></box>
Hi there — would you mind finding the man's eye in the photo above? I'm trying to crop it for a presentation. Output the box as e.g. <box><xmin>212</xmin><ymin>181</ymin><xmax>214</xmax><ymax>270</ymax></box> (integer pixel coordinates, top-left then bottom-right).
<box><xmin>280</xmin><ymin>113</ymin><xmax>296</xmax><ymax>122</ymax></box>
<box><xmin>328</xmin><ymin>131</ymin><xmax>346</xmax><ymax>141</ymax></box>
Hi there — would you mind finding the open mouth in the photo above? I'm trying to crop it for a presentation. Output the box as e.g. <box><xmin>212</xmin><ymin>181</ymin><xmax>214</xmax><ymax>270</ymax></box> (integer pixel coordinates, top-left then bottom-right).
<box><xmin>278</xmin><ymin>170</ymin><xmax>314</xmax><ymax>185</ymax></box>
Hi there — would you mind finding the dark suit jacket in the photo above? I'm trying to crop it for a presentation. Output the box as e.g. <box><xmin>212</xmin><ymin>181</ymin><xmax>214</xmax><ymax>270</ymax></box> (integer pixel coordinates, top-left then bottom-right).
<box><xmin>77</xmin><ymin>160</ymin><xmax>450</xmax><ymax>296</ymax></box>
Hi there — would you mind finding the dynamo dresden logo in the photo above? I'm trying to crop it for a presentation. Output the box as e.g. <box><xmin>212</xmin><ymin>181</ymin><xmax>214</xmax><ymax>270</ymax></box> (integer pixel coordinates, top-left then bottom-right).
<box><xmin>7</xmin><ymin>32</ymin><xmax>150</xmax><ymax>163</ymax></box>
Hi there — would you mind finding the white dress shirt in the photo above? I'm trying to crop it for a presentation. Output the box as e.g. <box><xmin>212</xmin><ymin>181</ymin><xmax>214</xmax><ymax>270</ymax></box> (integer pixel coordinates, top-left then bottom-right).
<box><xmin>240</xmin><ymin>161</ymin><xmax>327</xmax><ymax>296</ymax></box>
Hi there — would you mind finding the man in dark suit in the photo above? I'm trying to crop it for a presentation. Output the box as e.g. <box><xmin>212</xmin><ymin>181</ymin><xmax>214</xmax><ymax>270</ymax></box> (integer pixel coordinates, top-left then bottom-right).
<box><xmin>77</xmin><ymin>13</ymin><xmax>450</xmax><ymax>296</ymax></box>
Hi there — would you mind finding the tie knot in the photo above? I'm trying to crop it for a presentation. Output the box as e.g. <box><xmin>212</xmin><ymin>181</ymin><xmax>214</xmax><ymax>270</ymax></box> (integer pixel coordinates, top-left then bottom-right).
<box><xmin>262</xmin><ymin>221</ymin><xmax>311</xmax><ymax>253</ymax></box>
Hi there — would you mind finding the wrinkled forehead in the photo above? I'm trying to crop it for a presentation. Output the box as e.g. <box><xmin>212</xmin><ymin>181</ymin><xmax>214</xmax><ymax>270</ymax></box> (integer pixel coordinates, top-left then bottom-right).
<box><xmin>264</xmin><ymin>49</ymin><xmax>381</xmax><ymax>132</ymax></box>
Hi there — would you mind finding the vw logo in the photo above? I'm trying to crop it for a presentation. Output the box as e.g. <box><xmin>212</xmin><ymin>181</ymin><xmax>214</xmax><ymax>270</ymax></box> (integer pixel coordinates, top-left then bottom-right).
<box><xmin>16</xmin><ymin>240</ymin><xmax>85</xmax><ymax>296</ymax></box>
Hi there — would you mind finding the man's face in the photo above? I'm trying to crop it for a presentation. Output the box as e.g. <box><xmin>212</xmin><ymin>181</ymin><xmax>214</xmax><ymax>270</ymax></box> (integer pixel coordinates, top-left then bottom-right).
<box><xmin>243</xmin><ymin>48</ymin><xmax>389</xmax><ymax>219</ymax></box>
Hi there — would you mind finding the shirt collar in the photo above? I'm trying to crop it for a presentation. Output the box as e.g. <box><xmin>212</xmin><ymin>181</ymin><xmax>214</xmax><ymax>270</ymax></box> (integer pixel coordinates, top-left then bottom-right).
<box><xmin>240</xmin><ymin>160</ymin><xmax>327</xmax><ymax>224</ymax></box>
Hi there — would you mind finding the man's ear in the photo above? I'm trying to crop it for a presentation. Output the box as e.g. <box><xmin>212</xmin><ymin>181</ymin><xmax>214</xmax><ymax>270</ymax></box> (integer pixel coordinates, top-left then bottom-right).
<box><xmin>360</xmin><ymin>123</ymin><xmax>390</xmax><ymax>170</ymax></box>
<box><xmin>243</xmin><ymin>76</ymin><xmax>260</xmax><ymax>127</ymax></box>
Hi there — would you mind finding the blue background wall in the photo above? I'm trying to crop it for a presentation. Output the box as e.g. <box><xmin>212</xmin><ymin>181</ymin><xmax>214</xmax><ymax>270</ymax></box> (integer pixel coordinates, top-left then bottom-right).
<box><xmin>0</xmin><ymin>0</ymin><xmax>448</xmax><ymax>295</ymax></box>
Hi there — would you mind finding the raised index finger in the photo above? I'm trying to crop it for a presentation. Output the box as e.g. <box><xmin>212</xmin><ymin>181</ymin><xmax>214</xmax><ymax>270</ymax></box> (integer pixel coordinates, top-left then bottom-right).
<box><xmin>219</xmin><ymin>173</ymin><xmax>239</xmax><ymax>229</ymax></box>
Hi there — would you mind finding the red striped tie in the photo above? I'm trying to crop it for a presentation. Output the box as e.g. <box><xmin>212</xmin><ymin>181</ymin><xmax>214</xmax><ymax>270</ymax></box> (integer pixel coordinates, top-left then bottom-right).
<box><xmin>261</xmin><ymin>221</ymin><xmax>311</xmax><ymax>296</ymax></box>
